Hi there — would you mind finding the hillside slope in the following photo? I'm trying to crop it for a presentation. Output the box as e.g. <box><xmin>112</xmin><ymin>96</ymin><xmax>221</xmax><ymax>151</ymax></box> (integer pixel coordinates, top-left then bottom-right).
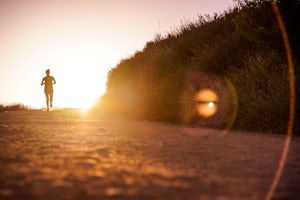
<box><xmin>92</xmin><ymin>0</ymin><xmax>299</xmax><ymax>133</ymax></box>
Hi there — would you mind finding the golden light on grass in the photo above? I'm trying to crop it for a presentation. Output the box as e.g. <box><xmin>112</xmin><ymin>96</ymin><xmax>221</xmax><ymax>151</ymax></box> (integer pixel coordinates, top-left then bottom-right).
<box><xmin>195</xmin><ymin>89</ymin><xmax>218</xmax><ymax>118</ymax></box>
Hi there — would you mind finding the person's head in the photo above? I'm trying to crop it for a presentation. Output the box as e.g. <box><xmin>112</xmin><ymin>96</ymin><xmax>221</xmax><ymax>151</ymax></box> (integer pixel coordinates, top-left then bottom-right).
<box><xmin>46</xmin><ymin>69</ymin><xmax>50</xmax><ymax>76</ymax></box>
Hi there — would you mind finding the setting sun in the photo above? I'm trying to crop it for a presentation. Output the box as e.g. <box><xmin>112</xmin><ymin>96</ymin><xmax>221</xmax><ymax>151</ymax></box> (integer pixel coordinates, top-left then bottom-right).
<box><xmin>47</xmin><ymin>63</ymin><xmax>107</xmax><ymax>110</ymax></box>
<box><xmin>0</xmin><ymin>0</ymin><xmax>233</xmax><ymax>109</ymax></box>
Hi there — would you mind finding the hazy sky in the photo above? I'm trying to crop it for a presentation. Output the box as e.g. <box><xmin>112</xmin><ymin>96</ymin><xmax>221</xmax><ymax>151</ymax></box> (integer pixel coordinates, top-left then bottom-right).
<box><xmin>0</xmin><ymin>0</ymin><xmax>233</xmax><ymax>109</ymax></box>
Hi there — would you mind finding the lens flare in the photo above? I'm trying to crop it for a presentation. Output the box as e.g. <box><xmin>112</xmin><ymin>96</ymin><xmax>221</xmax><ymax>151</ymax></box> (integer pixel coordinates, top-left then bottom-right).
<box><xmin>208</xmin><ymin>102</ymin><xmax>215</xmax><ymax>108</ymax></box>
<box><xmin>195</xmin><ymin>89</ymin><xmax>218</xmax><ymax>118</ymax></box>
<box><xmin>265</xmin><ymin>1</ymin><xmax>295</xmax><ymax>200</ymax></box>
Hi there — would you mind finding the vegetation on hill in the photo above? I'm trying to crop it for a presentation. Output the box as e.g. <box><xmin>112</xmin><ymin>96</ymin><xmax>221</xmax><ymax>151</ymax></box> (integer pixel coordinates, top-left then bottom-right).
<box><xmin>0</xmin><ymin>103</ymin><xmax>30</xmax><ymax>112</ymax></box>
<box><xmin>92</xmin><ymin>0</ymin><xmax>299</xmax><ymax>133</ymax></box>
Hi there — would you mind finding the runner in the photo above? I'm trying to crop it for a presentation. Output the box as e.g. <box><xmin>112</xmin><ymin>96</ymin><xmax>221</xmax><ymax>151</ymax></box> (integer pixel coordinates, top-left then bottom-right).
<box><xmin>41</xmin><ymin>69</ymin><xmax>56</xmax><ymax>111</ymax></box>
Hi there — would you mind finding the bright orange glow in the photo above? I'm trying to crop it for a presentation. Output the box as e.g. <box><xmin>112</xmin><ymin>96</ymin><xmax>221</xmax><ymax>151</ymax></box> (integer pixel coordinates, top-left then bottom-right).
<box><xmin>195</xmin><ymin>89</ymin><xmax>218</xmax><ymax>118</ymax></box>
<box><xmin>195</xmin><ymin>89</ymin><xmax>218</xmax><ymax>102</ymax></box>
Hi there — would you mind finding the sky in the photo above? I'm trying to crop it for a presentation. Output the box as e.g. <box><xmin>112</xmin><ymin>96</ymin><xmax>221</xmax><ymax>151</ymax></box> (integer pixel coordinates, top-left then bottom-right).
<box><xmin>0</xmin><ymin>0</ymin><xmax>233</xmax><ymax>109</ymax></box>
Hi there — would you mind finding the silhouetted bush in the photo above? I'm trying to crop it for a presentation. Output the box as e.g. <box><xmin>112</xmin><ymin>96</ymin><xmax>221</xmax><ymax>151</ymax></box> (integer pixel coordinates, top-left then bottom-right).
<box><xmin>0</xmin><ymin>103</ymin><xmax>29</xmax><ymax>112</ymax></box>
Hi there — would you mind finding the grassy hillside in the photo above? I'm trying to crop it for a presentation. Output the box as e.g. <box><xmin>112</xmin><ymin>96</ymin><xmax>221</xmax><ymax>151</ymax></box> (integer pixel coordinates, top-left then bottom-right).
<box><xmin>92</xmin><ymin>0</ymin><xmax>299</xmax><ymax>133</ymax></box>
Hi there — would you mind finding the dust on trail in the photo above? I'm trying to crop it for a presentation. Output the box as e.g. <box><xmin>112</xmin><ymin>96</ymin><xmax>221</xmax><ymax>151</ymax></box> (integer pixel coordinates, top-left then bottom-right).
<box><xmin>0</xmin><ymin>109</ymin><xmax>299</xmax><ymax>200</ymax></box>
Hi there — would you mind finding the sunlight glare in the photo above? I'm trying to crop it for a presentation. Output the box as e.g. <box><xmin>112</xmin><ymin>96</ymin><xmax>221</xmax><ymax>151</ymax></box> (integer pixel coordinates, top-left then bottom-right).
<box><xmin>49</xmin><ymin>59</ymin><xmax>107</xmax><ymax>110</ymax></box>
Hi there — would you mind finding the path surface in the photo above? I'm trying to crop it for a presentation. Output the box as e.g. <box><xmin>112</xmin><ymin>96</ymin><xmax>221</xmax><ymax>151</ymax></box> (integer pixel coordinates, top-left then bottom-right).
<box><xmin>0</xmin><ymin>109</ymin><xmax>299</xmax><ymax>200</ymax></box>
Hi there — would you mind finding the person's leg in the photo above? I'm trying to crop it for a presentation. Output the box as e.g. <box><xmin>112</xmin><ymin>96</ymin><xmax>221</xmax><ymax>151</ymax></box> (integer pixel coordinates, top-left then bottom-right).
<box><xmin>45</xmin><ymin>93</ymin><xmax>49</xmax><ymax>110</ymax></box>
<box><xmin>50</xmin><ymin>92</ymin><xmax>53</xmax><ymax>108</ymax></box>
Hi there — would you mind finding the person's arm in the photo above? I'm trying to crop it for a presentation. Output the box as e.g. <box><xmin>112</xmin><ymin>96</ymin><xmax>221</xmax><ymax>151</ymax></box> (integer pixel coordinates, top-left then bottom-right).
<box><xmin>52</xmin><ymin>77</ymin><xmax>56</xmax><ymax>84</ymax></box>
<box><xmin>41</xmin><ymin>78</ymin><xmax>44</xmax><ymax>85</ymax></box>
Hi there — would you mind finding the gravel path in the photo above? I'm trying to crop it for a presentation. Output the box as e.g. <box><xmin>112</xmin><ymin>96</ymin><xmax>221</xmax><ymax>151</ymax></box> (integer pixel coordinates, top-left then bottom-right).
<box><xmin>0</xmin><ymin>109</ymin><xmax>299</xmax><ymax>200</ymax></box>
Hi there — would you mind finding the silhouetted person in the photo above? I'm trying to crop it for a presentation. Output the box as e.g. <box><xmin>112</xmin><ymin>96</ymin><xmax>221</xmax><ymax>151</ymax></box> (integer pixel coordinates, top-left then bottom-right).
<box><xmin>41</xmin><ymin>69</ymin><xmax>56</xmax><ymax>111</ymax></box>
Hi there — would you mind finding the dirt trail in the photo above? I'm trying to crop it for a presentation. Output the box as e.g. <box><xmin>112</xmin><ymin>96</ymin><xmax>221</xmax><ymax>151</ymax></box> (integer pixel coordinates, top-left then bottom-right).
<box><xmin>0</xmin><ymin>109</ymin><xmax>299</xmax><ymax>200</ymax></box>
